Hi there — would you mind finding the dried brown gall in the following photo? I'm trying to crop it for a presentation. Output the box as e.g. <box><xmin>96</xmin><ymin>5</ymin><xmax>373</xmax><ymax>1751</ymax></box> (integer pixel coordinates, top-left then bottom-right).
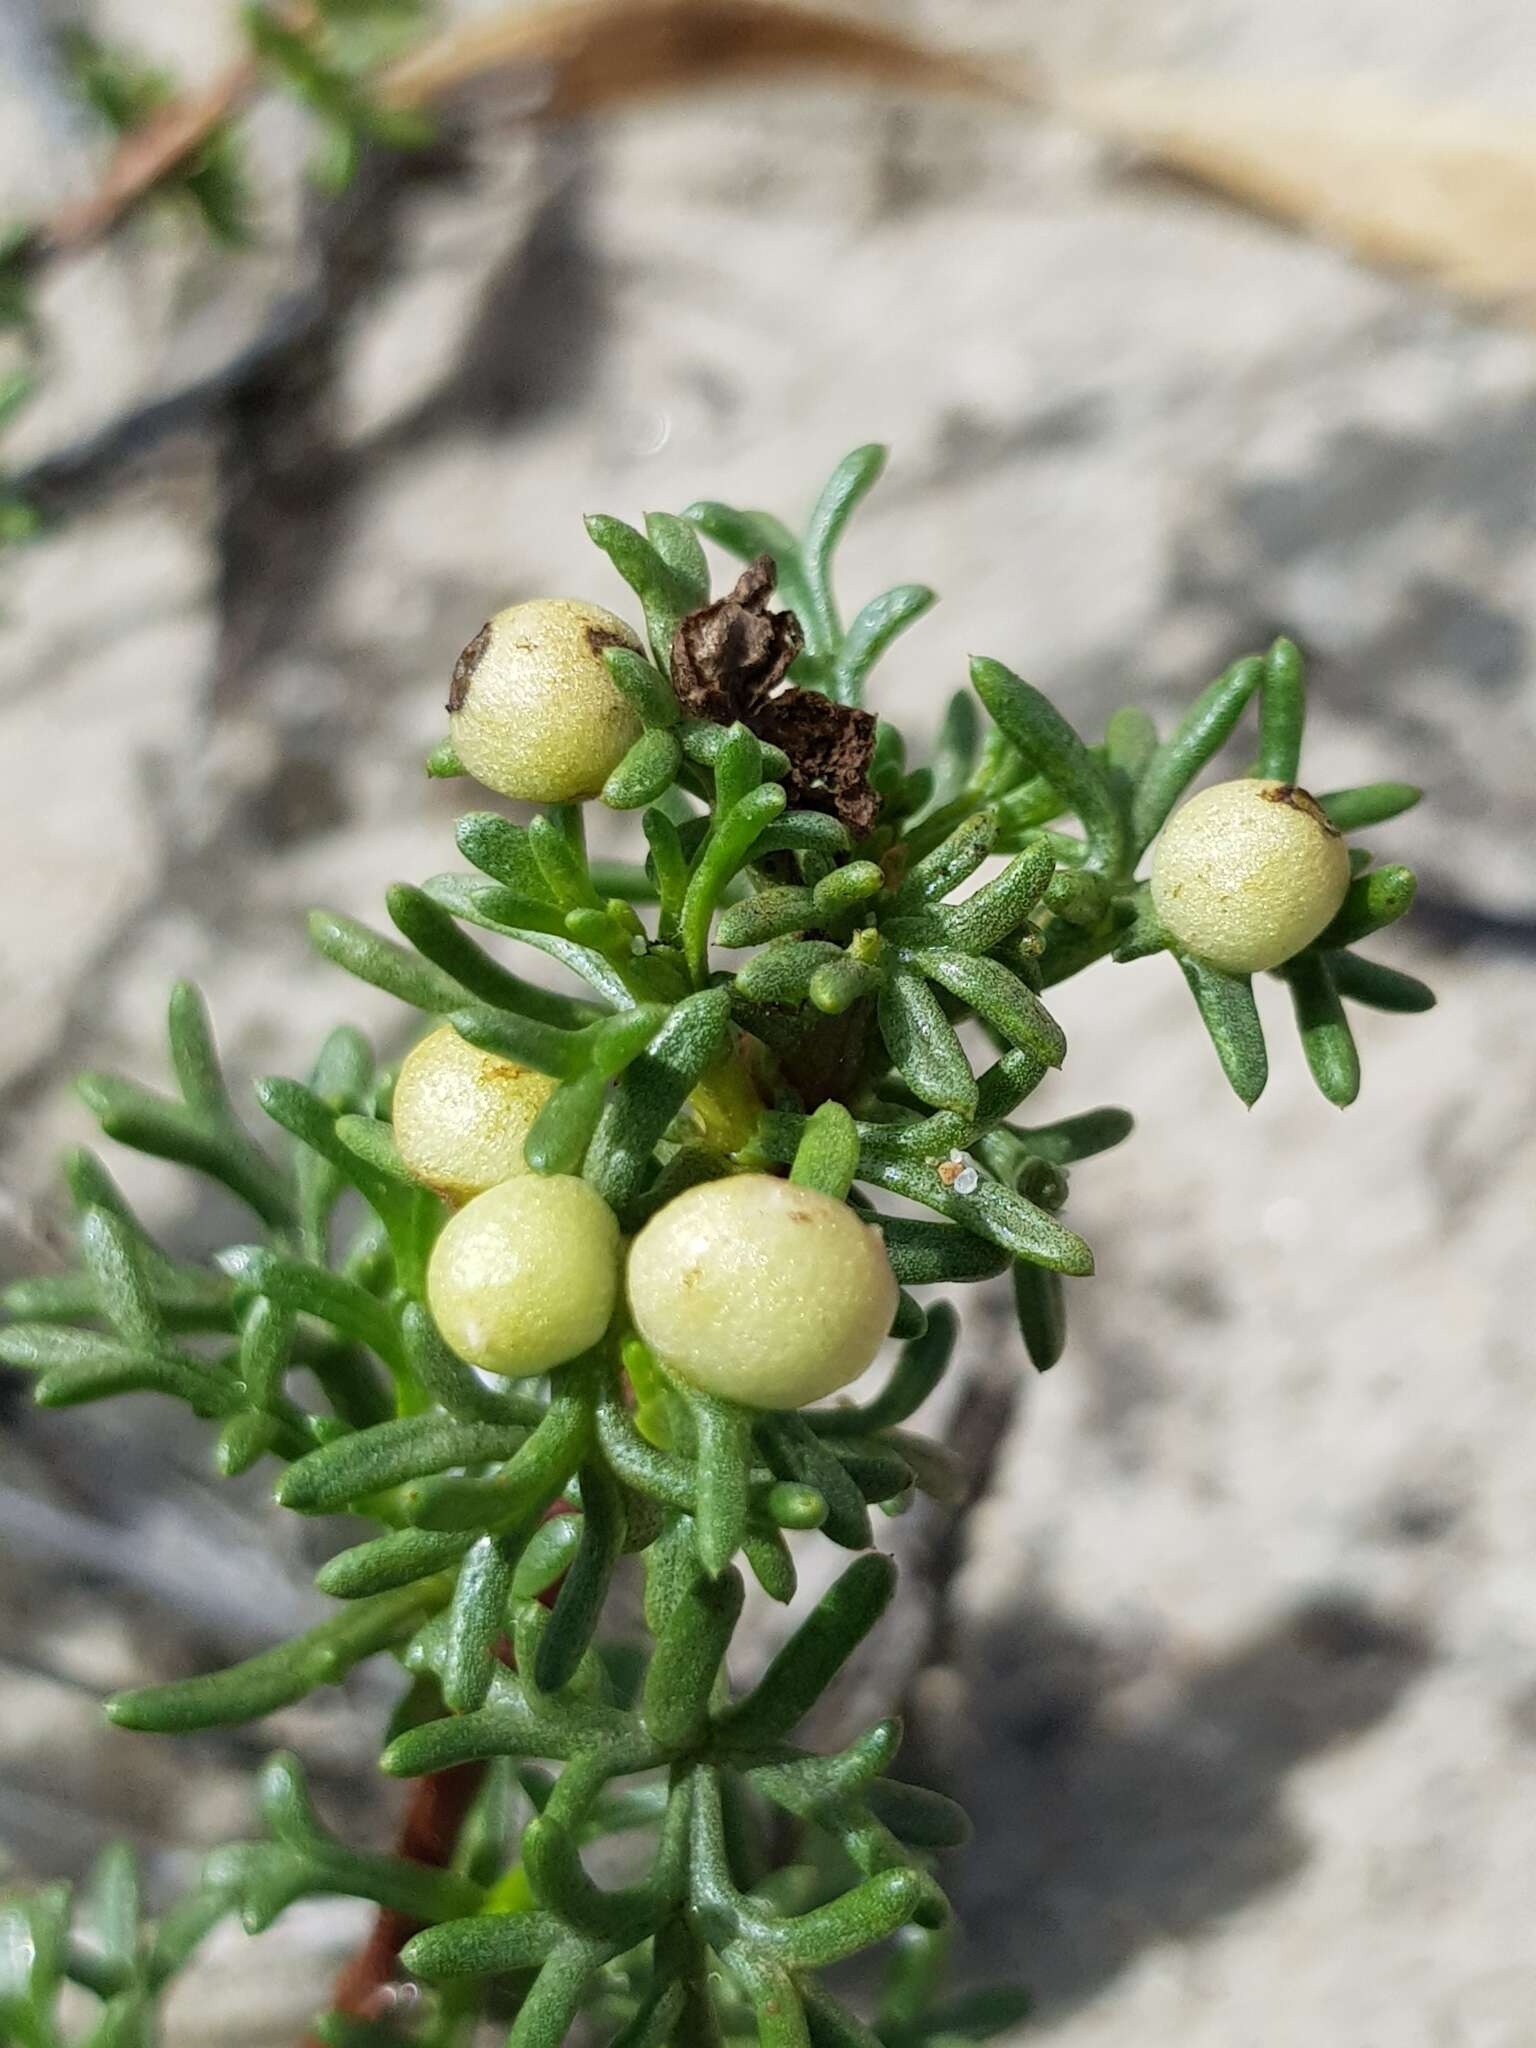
<box><xmin>448</xmin><ymin>623</ymin><xmax>491</xmax><ymax>714</ymax></box>
<box><xmin>1257</xmin><ymin>782</ymin><xmax>1341</xmax><ymax>834</ymax></box>
<box><xmin>670</xmin><ymin>555</ymin><xmax>879</xmax><ymax>835</ymax></box>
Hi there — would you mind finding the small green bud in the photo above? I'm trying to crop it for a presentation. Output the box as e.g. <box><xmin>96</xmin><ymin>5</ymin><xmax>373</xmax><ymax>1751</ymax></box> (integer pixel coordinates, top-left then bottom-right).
<box><xmin>626</xmin><ymin>1175</ymin><xmax>898</xmax><ymax>1411</ymax></box>
<box><xmin>1150</xmin><ymin>777</ymin><xmax>1351</xmax><ymax>974</ymax></box>
<box><xmin>392</xmin><ymin>1024</ymin><xmax>556</xmax><ymax>1204</ymax></box>
<box><xmin>427</xmin><ymin>1175</ymin><xmax>620</xmax><ymax>1377</ymax></box>
<box><xmin>447</xmin><ymin>599</ymin><xmax>644</xmax><ymax>803</ymax></box>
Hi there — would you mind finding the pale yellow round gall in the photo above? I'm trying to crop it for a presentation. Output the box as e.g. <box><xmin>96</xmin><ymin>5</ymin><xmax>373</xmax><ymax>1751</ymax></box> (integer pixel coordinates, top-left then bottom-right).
<box><xmin>1150</xmin><ymin>777</ymin><xmax>1351</xmax><ymax>975</ymax></box>
<box><xmin>427</xmin><ymin>1175</ymin><xmax>620</xmax><ymax>1377</ymax></box>
<box><xmin>448</xmin><ymin>599</ymin><xmax>644</xmax><ymax>802</ymax></box>
<box><xmin>626</xmin><ymin>1174</ymin><xmax>898</xmax><ymax>1412</ymax></box>
<box><xmin>392</xmin><ymin>1024</ymin><xmax>556</xmax><ymax>1204</ymax></box>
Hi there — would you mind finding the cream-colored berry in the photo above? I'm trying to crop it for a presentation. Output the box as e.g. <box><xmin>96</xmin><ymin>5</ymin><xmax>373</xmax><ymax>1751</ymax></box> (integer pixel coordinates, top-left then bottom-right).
<box><xmin>1150</xmin><ymin>777</ymin><xmax>1350</xmax><ymax>975</ymax></box>
<box><xmin>447</xmin><ymin>599</ymin><xmax>644</xmax><ymax>803</ymax></box>
<box><xmin>427</xmin><ymin>1175</ymin><xmax>619</xmax><ymax>1377</ymax></box>
<box><xmin>626</xmin><ymin>1175</ymin><xmax>898</xmax><ymax>1412</ymax></box>
<box><xmin>392</xmin><ymin>1024</ymin><xmax>556</xmax><ymax>1205</ymax></box>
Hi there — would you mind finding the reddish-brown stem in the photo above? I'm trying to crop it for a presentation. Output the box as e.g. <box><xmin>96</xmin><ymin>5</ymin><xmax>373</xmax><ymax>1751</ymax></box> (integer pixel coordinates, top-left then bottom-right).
<box><xmin>303</xmin><ymin>1515</ymin><xmax>572</xmax><ymax>2043</ymax></box>
<box><xmin>303</xmin><ymin>1759</ymin><xmax>487</xmax><ymax>2042</ymax></box>
<box><xmin>33</xmin><ymin>2</ymin><xmax>1005</xmax><ymax>263</ymax></box>
<box><xmin>37</xmin><ymin>2</ymin><xmax>315</xmax><ymax>259</ymax></box>
<box><xmin>41</xmin><ymin>57</ymin><xmax>261</xmax><ymax>257</ymax></box>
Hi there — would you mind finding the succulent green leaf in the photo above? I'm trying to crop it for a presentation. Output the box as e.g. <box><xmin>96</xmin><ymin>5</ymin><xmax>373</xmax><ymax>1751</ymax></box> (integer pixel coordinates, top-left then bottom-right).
<box><xmin>421</xmin><ymin>873</ymin><xmax>634</xmax><ymax>1008</ymax></box>
<box><xmin>1103</xmin><ymin>704</ymin><xmax>1159</xmax><ymax>787</ymax></box>
<box><xmin>1257</xmin><ymin>636</ymin><xmax>1306</xmax><ymax>783</ymax></box>
<box><xmin>909</xmin><ymin>951</ymin><xmax>1066</xmax><ymax>1068</ymax></box>
<box><xmin>1324</xmin><ymin>951</ymin><xmax>1435</xmax><ymax>1013</ymax></box>
<box><xmin>75</xmin><ymin>1204</ymin><xmax>166</xmax><ymax>1352</ymax></box>
<box><xmin>754</xmin><ymin>1416</ymin><xmax>872</xmax><ymax>1553</ymax></box>
<box><xmin>860</xmin><ymin>1159</ymin><xmax>1093</xmax><ymax>1276</ymax></box>
<box><xmin>74</xmin><ymin>1064</ymin><xmax>295</xmax><ymax>1234</ymax></box>
<box><xmin>1314</xmin><ymin>864</ymin><xmax>1417</xmax><ymax>950</ymax></box>
<box><xmin>642</xmin><ymin>807</ymin><xmax>690</xmax><ymax>941</ymax></box>
<box><xmin>717</xmin><ymin>886</ymin><xmax>817</xmax><ymax>949</ymax></box>
<box><xmin>217</xmin><ymin>1246</ymin><xmax>405</xmax><ymax>1375</ymax></box>
<box><xmin>403</xmin><ymin>1370</ymin><xmax>590</xmax><ymax>1533</ymax></box>
<box><xmin>528</xmin><ymin>807</ymin><xmax>599</xmax><ymax>912</ymax></box>
<box><xmin>454</xmin><ymin>812</ymin><xmax>552</xmax><ymax>899</ymax></box>
<box><xmin>307</xmin><ymin>906</ymin><xmax>470</xmax><ymax>1014</ymax></box>
<box><xmin>277</xmin><ymin>1412</ymin><xmax>530</xmax><ymax>1516</ymax></box>
<box><xmin>863</xmin><ymin>1778</ymin><xmax>972</xmax><ymax>1849</ymax></box>
<box><xmin>890</xmin><ymin>811</ymin><xmax>997</xmax><ymax>913</ymax></box>
<box><xmin>735</xmin><ymin>938</ymin><xmax>845</xmax><ymax>1004</ymax></box>
<box><xmin>688</xmin><ymin>1390</ymin><xmax>755</xmax><ymax>1578</ymax></box>
<box><xmin>969</xmin><ymin>659</ymin><xmax>1125</xmax><ymax>872</ymax></box>
<box><xmin>533</xmin><ymin>1461</ymin><xmax>626</xmax><ymax>1693</ymax></box>
<box><xmin>1281</xmin><ymin>953</ymin><xmax>1361</xmax><ymax>1107</ymax></box>
<box><xmin>873</xmin><ymin>1217</ymin><xmax>1009</xmax><ymax>1287</ymax></box>
<box><xmin>808</xmin><ymin>953</ymin><xmax>881</xmax><ymax>1015</ymax></box>
<box><xmin>743</xmin><ymin>1526</ymin><xmax>800</xmax><ymax>1605</ymax></box>
<box><xmin>878</xmin><ymin>970</ymin><xmax>977</xmax><ymax>1118</ymax></box>
<box><xmin>1006</xmin><ymin>1106</ymin><xmax>1134</xmax><ymax>1164</ymax></box>
<box><xmin>812</xmin><ymin>860</ymin><xmax>883</xmax><ymax>919</ymax></box>
<box><xmin>931</xmin><ymin>840</ymin><xmax>1056</xmax><ymax>953</ymax></box>
<box><xmin>1317</xmin><ymin>782</ymin><xmax>1422</xmax><ymax>832</ymax></box>
<box><xmin>204</xmin><ymin>1752</ymin><xmax>482</xmax><ymax>1934</ymax></box>
<box><xmin>752</xmin><ymin>811</ymin><xmax>853</xmax><ymax>861</ymax></box>
<box><xmin>386</xmin><ymin>882</ymin><xmax>583</xmax><ymax>1022</ymax></box>
<box><xmin>834</xmin><ymin>584</ymin><xmax>935</xmax><ymax>704</ymax></box>
<box><xmin>401</xmin><ymin>1908</ymin><xmax>573</xmax><ymax>1981</ymax></box>
<box><xmin>680</xmin><ymin>782</ymin><xmax>789</xmax><ymax>982</ymax></box>
<box><xmin>789</xmin><ymin>1102</ymin><xmax>860</xmax><ymax>1201</ymax></box>
<box><xmin>513</xmin><ymin>1513</ymin><xmax>583</xmax><ymax>1598</ymax></box>
<box><xmin>643</xmin><ymin>1566</ymin><xmax>745</xmax><ymax>1748</ymax></box>
<box><xmin>1012</xmin><ymin>1262</ymin><xmax>1067</xmax><ymax>1372</ymax></box>
<box><xmin>604</xmin><ymin>727</ymin><xmax>684</xmax><ymax>809</ymax></box>
<box><xmin>1130</xmin><ymin>655</ymin><xmax>1265</xmax><ymax>855</ymax></box>
<box><xmin>443</xmin><ymin>1534</ymin><xmax>516</xmax><ymax>1713</ymax></box>
<box><xmin>1177</xmin><ymin>955</ymin><xmax>1269</xmax><ymax>1107</ymax></box>
<box><xmin>644</xmin><ymin>510</ymin><xmax>710</xmax><ymax>607</ymax></box>
<box><xmin>584</xmin><ymin>987</ymin><xmax>731</xmax><ymax>1214</ymax></box>
<box><xmin>717</xmin><ymin>1551</ymin><xmax>895</xmax><ymax>1747</ymax></box>
<box><xmin>684</xmin><ymin>499</ymin><xmax>817</xmax><ymax>629</ymax></box>
<box><xmin>801</xmin><ymin>443</ymin><xmax>887</xmax><ymax>657</ymax></box>
<box><xmin>584</xmin><ymin>513</ymin><xmax>695</xmax><ymax>666</ymax></box>
<box><xmin>316</xmin><ymin>1526</ymin><xmax>476</xmax><ymax>1599</ymax></box>
<box><xmin>107</xmin><ymin>1579</ymin><xmax>452</xmax><ymax>1731</ymax></box>
<box><xmin>523</xmin><ymin>1068</ymin><xmax>605</xmax><ymax>1176</ymax></box>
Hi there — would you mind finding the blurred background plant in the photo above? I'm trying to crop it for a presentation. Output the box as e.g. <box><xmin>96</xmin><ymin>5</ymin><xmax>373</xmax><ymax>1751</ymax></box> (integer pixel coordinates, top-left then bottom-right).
<box><xmin>1</xmin><ymin>3</ymin><xmax>1533</xmax><ymax>2045</ymax></box>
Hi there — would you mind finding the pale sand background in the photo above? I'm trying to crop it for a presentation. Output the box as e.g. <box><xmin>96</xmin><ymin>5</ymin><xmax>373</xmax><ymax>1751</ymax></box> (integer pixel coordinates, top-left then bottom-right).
<box><xmin>2</xmin><ymin>3</ymin><xmax>1534</xmax><ymax>2042</ymax></box>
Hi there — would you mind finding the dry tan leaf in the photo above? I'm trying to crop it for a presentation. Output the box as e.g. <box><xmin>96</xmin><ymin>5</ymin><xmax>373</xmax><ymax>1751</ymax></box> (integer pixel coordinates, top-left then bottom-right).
<box><xmin>381</xmin><ymin>0</ymin><xmax>1018</xmax><ymax>117</ymax></box>
<box><xmin>1062</xmin><ymin>74</ymin><xmax>1536</xmax><ymax>318</ymax></box>
<box><xmin>388</xmin><ymin>14</ymin><xmax>1536</xmax><ymax>319</ymax></box>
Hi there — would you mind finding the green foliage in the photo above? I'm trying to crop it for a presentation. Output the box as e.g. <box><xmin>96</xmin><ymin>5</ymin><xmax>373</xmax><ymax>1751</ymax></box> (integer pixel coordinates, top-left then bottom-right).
<box><xmin>1</xmin><ymin>448</ymin><xmax>1429</xmax><ymax>2044</ymax></box>
<box><xmin>243</xmin><ymin>4</ymin><xmax>433</xmax><ymax>192</ymax></box>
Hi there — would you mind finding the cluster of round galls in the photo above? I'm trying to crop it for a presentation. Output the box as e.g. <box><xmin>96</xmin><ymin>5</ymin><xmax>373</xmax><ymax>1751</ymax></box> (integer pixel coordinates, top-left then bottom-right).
<box><xmin>428</xmin><ymin>599</ymin><xmax>1346</xmax><ymax>1405</ymax></box>
<box><xmin>425</xmin><ymin>598</ymin><xmax>900</xmax><ymax>1406</ymax></box>
<box><xmin>397</xmin><ymin>1028</ymin><xmax>896</xmax><ymax>1409</ymax></box>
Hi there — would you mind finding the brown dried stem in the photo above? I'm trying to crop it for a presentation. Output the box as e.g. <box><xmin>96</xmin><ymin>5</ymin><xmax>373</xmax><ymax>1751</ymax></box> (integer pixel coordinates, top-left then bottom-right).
<box><xmin>301</xmin><ymin>1760</ymin><xmax>487</xmax><ymax>2043</ymax></box>
<box><xmin>33</xmin><ymin>0</ymin><xmax>1015</xmax><ymax>264</ymax></box>
<box><xmin>40</xmin><ymin>57</ymin><xmax>261</xmax><ymax>257</ymax></box>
